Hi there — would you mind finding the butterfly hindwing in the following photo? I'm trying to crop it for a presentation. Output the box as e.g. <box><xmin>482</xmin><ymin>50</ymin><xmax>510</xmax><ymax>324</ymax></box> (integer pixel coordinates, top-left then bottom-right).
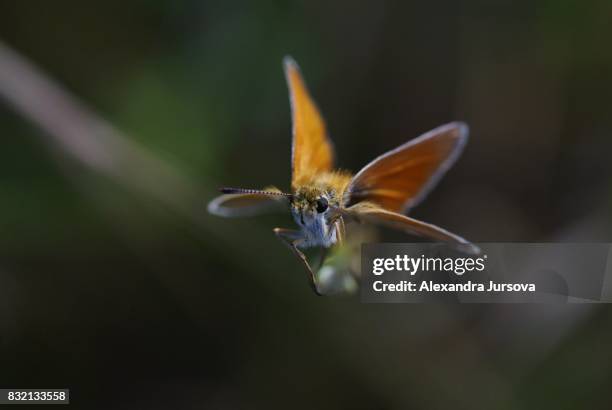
<box><xmin>207</xmin><ymin>188</ymin><xmax>288</xmax><ymax>217</ymax></box>
<box><xmin>345</xmin><ymin>202</ymin><xmax>480</xmax><ymax>254</ymax></box>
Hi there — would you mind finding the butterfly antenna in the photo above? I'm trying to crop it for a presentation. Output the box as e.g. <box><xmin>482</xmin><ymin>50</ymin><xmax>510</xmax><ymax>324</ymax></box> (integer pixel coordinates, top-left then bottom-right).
<box><xmin>220</xmin><ymin>187</ymin><xmax>293</xmax><ymax>199</ymax></box>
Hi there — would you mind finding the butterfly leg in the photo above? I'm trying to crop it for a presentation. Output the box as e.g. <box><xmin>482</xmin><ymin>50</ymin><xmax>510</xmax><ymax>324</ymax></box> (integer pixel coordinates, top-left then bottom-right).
<box><xmin>273</xmin><ymin>228</ymin><xmax>323</xmax><ymax>296</ymax></box>
<box><xmin>333</xmin><ymin>216</ymin><xmax>345</xmax><ymax>247</ymax></box>
<box><xmin>317</xmin><ymin>216</ymin><xmax>345</xmax><ymax>270</ymax></box>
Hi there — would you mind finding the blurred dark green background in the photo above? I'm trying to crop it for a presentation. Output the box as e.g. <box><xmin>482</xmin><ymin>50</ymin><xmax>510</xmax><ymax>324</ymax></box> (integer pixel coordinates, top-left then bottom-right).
<box><xmin>1</xmin><ymin>1</ymin><xmax>612</xmax><ymax>409</ymax></box>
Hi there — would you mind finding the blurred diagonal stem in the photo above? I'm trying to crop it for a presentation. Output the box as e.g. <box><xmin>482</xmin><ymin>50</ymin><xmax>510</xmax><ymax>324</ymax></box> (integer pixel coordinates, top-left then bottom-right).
<box><xmin>0</xmin><ymin>39</ymin><xmax>197</xmax><ymax>216</ymax></box>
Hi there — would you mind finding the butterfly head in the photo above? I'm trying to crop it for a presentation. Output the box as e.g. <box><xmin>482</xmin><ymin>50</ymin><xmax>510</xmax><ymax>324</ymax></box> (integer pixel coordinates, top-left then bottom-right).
<box><xmin>290</xmin><ymin>185</ymin><xmax>340</xmax><ymax>247</ymax></box>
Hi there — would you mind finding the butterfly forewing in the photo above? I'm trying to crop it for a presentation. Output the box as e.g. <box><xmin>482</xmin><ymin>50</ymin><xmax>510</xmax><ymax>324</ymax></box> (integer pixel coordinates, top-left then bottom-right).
<box><xmin>345</xmin><ymin>122</ymin><xmax>468</xmax><ymax>213</ymax></box>
<box><xmin>284</xmin><ymin>57</ymin><xmax>334</xmax><ymax>188</ymax></box>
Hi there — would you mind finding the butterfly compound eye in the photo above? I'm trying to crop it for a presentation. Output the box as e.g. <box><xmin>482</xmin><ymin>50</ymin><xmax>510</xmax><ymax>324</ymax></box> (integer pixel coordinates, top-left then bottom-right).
<box><xmin>316</xmin><ymin>197</ymin><xmax>328</xmax><ymax>213</ymax></box>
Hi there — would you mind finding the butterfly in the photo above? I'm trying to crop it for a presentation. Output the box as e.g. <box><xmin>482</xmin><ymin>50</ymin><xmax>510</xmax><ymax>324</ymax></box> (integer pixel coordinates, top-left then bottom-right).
<box><xmin>208</xmin><ymin>56</ymin><xmax>479</xmax><ymax>295</ymax></box>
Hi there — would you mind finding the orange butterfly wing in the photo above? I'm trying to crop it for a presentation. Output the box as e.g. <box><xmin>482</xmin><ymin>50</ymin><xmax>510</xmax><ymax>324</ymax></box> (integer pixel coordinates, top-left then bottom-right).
<box><xmin>284</xmin><ymin>57</ymin><xmax>334</xmax><ymax>188</ymax></box>
<box><xmin>345</xmin><ymin>122</ymin><xmax>468</xmax><ymax>213</ymax></box>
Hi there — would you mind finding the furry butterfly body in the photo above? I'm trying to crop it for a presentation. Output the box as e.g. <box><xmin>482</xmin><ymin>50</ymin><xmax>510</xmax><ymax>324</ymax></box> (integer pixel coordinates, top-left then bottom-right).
<box><xmin>208</xmin><ymin>57</ymin><xmax>478</xmax><ymax>295</ymax></box>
